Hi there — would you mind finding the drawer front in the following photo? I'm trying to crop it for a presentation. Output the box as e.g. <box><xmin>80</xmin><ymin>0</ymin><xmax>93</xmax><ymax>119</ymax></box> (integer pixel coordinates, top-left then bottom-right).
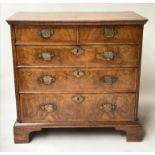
<box><xmin>79</xmin><ymin>25</ymin><xmax>142</xmax><ymax>43</ymax></box>
<box><xmin>18</xmin><ymin>68</ymin><xmax>137</xmax><ymax>93</ymax></box>
<box><xmin>20</xmin><ymin>93</ymin><xmax>136</xmax><ymax>122</ymax></box>
<box><xmin>15</xmin><ymin>26</ymin><xmax>76</xmax><ymax>43</ymax></box>
<box><xmin>16</xmin><ymin>45</ymin><xmax>139</xmax><ymax>67</ymax></box>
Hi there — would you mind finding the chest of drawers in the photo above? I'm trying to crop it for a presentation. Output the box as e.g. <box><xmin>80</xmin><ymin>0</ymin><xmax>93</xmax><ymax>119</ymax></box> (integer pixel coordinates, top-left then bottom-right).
<box><xmin>7</xmin><ymin>12</ymin><xmax>148</xmax><ymax>143</ymax></box>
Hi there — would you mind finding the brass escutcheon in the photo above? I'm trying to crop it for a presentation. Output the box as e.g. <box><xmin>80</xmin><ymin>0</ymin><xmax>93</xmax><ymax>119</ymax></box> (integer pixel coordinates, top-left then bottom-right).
<box><xmin>72</xmin><ymin>70</ymin><xmax>85</xmax><ymax>78</ymax></box>
<box><xmin>72</xmin><ymin>47</ymin><xmax>84</xmax><ymax>56</ymax></box>
<box><xmin>72</xmin><ymin>95</ymin><xmax>85</xmax><ymax>104</ymax></box>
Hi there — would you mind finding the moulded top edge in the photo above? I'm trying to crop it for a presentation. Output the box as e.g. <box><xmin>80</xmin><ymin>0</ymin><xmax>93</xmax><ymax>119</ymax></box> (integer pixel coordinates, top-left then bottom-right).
<box><xmin>6</xmin><ymin>12</ymin><xmax>148</xmax><ymax>25</ymax></box>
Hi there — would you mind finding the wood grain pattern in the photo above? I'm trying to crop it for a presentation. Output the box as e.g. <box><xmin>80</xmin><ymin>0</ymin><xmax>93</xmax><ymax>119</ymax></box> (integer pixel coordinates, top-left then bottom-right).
<box><xmin>16</xmin><ymin>45</ymin><xmax>140</xmax><ymax>67</ymax></box>
<box><xmin>20</xmin><ymin>93</ymin><xmax>136</xmax><ymax>122</ymax></box>
<box><xmin>18</xmin><ymin>68</ymin><xmax>137</xmax><ymax>93</ymax></box>
<box><xmin>79</xmin><ymin>25</ymin><xmax>142</xmax><ymax>43</ymax></box>
<box><xmin>15</xmin><ymin>26</ymin><xmax>77</xmax><ymax>43</ymax></box>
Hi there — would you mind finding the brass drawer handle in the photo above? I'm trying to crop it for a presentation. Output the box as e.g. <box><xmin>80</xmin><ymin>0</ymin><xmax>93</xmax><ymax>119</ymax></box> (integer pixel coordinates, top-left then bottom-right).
<box><xmin>39</xmin><ymin>29</ymin><xmax>53</xmax><ymax>39</ymax></box>
<box><xmin>72</xmin><ymin>47</ymin><xmax>84</xmax><ymax>56</ymax></box>
<box><xmin>72</xmin><ymin>95</ymin><xmax>85</xmax><ymax>104</ymax></box>
<box><xmin>103</xmin><ymin>28</ymin><xmax>116</xmax><ymax>38</ymax></box>
<box><xmin>100</xmin><ymin>103</ymin><xmax>116</xmax><ymax>112</ymax></box>
<box><xmin>39</xmin><ymin>75</ymin><xmax>56</xmax><ymax>85</ymax></box>
<box><xmin>100</xmin><ymin>51</ymin><xmax>116</xmax><ymax>60</ymax></box>
<box><xmin>72</xmin><ymin>70</ymin><xmax>85</xmax><ymax>78</ymax></box>
<box><xmin>41</xmin><ymin>104</ymin><xmax>57</xmax><ymax>112</ymax></box>
<box><xmin>38</xmin><ymin>52</ymin><xmax>55</xmax><ymax>61</ymax></box>
<box><xmin>101</xmin><ymin>75</ymin><xmax>117</xmax><ymax>85</ymax></box>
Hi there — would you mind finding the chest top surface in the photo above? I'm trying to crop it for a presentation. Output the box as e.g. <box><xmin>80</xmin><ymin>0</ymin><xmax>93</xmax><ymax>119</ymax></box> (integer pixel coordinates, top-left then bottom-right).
<box><xmin>7</xmin><ymin>12</ymin><xmax>148</xmax><ymax>25</ymax></box>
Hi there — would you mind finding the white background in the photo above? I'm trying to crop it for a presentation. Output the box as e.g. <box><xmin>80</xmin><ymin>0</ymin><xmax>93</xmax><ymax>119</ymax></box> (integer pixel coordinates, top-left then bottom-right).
<box><xmin>0</xmin><ymin>3</ymin><xmax>155</xmax><ymax>152</ymax></box>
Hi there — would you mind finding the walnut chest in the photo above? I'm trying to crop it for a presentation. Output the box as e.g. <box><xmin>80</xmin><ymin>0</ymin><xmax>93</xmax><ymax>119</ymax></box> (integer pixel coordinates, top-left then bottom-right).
<box><xmin>7</xmin><ymin>12</ymin><xmax>148</xmax><ymax>143</ymax></box>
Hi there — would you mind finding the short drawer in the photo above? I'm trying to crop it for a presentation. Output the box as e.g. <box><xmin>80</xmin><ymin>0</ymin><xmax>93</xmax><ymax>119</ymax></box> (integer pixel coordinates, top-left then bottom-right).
<box><xmin>15</xmin><ymin>26</ymin><xmax>77</xmax><ymax>43</ymax></box>
<box><xmin>20</xmin><ymin>93</ymin><xmax>136</xmax><ymax>123</ymax></box>
<box><xmin>16</xmin><ymin>45</ymin><xmax>140</xmax><ymax>67</ymax></box>
<box><xmin>18</xmin><ymin>68</ymin><xmax>137</xmax><ymax>93</ymax></box>
<box><xmin>79</xmin><ymin>25</ymin><xmax>142</xmax><ymax>43</ymax></box>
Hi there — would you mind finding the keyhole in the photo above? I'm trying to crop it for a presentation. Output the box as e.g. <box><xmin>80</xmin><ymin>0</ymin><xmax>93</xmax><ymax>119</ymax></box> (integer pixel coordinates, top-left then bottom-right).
<box><xmin>77</xmin><ymin>71</ymin><xmax>80</xmax><ymax>76</ymax></box>
<box><xmin>77</xmin><ymin>97</ymin><xmax>79</xmax><ymax>101</ymax></box>
<box><xmin>76</xmin><ymin>48</ymin><xmax>79</xmax><ymax>54</ymax></box>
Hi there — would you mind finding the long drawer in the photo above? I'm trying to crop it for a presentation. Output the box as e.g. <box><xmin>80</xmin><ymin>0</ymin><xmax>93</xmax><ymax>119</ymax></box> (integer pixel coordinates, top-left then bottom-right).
<box><xmin>16</xmin><ymin>45</ymin><xmax>140</xmax><ymax>67</ymax></box>
<box><xmin>20</xmin><ymin>93</ymin><xmax>136</xmax><ymax>123</ymax></box>
<box><xmin>18</xmin><ymin>68</ymin><xmax>137</xmax><ymax>93</ymax></box>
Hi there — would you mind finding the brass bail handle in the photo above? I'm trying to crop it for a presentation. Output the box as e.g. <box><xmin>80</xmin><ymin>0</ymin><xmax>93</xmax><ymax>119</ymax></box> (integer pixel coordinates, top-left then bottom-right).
<box><xmin>100</xmin><ymin>103</ymin><xmax>116</xmax><ymax>112</ymax></box>
<box><xmin>101</xmin><ymin>75</ymin><xmax>117</xmax><ymax>85</ymax></box>
<box><xmin>100</xmin><ymin>51</ymin><xmax>116</xmax><ymax>61</ymax></box>
<box><xmin>39</xmin><ymin>75</ymin><xmax>56</xmax><ymax>85</ymax></box>
<box><xmin>38</xmin><ymin>52</ymin><xmax>55</xmax><ymax>61</ymax></box>
<box><xmin>41</xmin><ymin>104</ymin><xmax>57</xmax><ymax>112</ymax></box>
<box><xmin>39</xmin><ymin>29</ymin><xmax>54</xmax><ymax>39</ymax></box>
<box><xmin>103</xmin><ymin>28</ymin><xmax>116</xmax><ymax>38</ymax></box>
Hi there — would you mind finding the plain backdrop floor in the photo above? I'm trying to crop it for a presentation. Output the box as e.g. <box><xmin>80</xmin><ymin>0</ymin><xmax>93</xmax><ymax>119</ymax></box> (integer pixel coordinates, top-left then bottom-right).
<box><xmin>0</xmin><ymin>3</ymin><xmax>155</xmax><ymax>152</ymax></box>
